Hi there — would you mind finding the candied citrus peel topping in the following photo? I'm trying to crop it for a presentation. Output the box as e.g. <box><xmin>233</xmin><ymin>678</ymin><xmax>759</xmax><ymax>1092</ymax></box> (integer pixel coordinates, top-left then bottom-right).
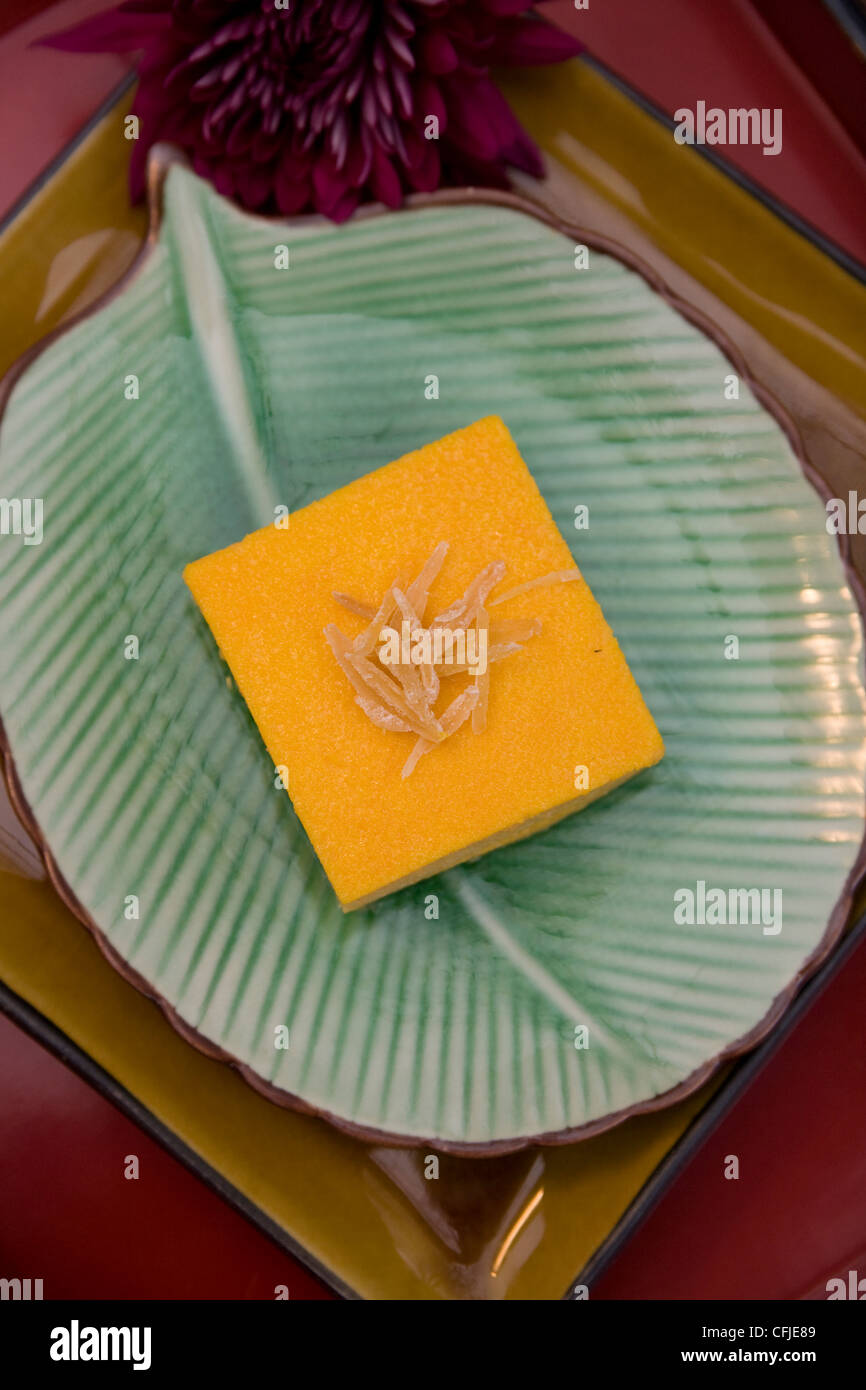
<box><xmin>325</xmin><ymin>543</ymin><xmax>581</xmax><ymax>778</ymax></box>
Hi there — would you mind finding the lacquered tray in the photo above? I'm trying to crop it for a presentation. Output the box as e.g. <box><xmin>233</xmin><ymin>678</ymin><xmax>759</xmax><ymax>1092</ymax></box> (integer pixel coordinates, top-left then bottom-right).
<box><xmin>1</xmin><ymin>56</ymin><xmax>866</xmax><ymax>1289</ymax></box>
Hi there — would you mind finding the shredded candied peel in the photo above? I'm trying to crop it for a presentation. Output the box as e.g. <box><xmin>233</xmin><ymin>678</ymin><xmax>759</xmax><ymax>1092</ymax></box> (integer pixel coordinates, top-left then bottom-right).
<box><xmin>325</xmin><ymin>542</ymin><xmax>580</xmax><ymax>778</ymax></box>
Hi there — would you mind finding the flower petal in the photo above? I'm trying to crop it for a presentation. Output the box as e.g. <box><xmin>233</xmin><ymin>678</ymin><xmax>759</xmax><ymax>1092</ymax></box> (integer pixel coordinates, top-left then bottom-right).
<box><xmin>45</xmin><ymin>0</ymin><xmax>578</xmax><ymax>225</ymax></box>
<box><xmin>443</xmin><ymin>78</ymin><xmax>500</xmax><ymax>161</ymax></box>
<box><xmin>419</xmin><ymin>29</ymin><xmax>458</xmax><ymax>76</ymax></box>
<box><xmin>318</xmin><ymin>186</ymin><xmax>361</xmax><ymax>223</ymax></box>
<box><xmin>36</xmin><ymin>6</ymin><xmax>167</xmax><ymax>53</ymax></box>
<box><xmin>402</xmin><ymin>124</ymin><xmax>441</xmax><ymax>192</ymax></box>
<box><xmin>369</xmin><ymin>145</ymin><xmax>403</xmax><ymax>208</ymax></box>
<box><xmin>488</xmin><ymin>17</ymin><xmax>584</xmax><ymax>66</ymax></box>
<box><xmin>275</xmin><ymin>160</ymin><xmax>312</xmax><ymax>215</ymax></box>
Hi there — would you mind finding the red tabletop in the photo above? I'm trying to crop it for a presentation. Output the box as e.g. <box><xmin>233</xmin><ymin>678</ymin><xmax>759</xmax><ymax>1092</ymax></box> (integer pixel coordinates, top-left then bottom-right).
<box><xmin>594</xmin><ymin>923</ymin><xmax>866</xmax><ymax>1300</ymax></box>
<box><xmin>543</xmin><ymin>0</ymin><xmax>866</xmax><ymax>266</ymax></box>
<box><xmin>0</xmin><ymin>1011</ymin><xmax>334</xmax><ymax>1300</ymax></box>
<box><xmin>0</xmin><ymin>0</ymin><xmax>131</xmax><ymax>217</ymax></box>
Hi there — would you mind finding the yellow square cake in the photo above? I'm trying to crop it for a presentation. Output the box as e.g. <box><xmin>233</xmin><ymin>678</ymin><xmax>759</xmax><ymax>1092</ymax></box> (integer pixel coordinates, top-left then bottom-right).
<box><xmin>184</xmin><ymin>416</ymin><xmax>664</xmax><ymax>910</ymax></box>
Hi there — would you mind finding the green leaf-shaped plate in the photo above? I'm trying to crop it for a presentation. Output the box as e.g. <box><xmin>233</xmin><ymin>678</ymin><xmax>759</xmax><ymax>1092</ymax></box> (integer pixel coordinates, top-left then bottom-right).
<box><xmin>1</xmin><ymin>152</ymin><xmax>864</xmax><ymax>1152</ymax></box>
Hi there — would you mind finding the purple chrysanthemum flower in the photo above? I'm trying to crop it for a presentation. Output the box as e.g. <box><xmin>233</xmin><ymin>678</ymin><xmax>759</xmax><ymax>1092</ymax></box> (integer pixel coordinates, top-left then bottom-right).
<box><xmin>43</xmin><ymin>0</ymin><xmax>581</xmax><ymax>221</ymax></box>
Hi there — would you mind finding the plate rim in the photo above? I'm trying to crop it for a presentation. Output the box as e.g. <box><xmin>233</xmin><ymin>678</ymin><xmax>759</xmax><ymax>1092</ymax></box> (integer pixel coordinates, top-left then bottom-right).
<box><xmin>1</xmin><ymin>144</ymin><xmax>864</xmax><ymax>1156</ymax></box>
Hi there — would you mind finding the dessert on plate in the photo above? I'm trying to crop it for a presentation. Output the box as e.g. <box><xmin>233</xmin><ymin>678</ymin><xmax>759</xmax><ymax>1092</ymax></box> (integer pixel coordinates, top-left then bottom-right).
<box><xmin>185</xmin><ymin>416</ymin><xmax>664</xmax><ymax>910</ymax></box>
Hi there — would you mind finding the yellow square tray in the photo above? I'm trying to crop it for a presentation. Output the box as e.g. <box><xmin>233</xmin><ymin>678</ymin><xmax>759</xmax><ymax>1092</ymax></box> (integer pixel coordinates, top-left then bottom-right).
<box><xmin>2</xmin><ymin>61</ymin><xmax>865</xmax><ymax>1300</ymax></box>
